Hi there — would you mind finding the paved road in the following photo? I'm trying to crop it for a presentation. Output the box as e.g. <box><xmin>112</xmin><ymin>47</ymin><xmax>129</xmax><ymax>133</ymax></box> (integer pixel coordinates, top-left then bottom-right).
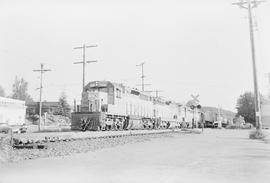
<box><xmin>1</xmin><ymin>129</ymin><xmax>270</xmax><ymax>183</ymax></box>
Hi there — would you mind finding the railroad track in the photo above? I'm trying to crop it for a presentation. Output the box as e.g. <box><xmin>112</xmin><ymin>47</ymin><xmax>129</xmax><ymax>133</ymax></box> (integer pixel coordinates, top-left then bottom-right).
<box><xmin>12</xmin><ymin>129</ymin><xmax>187</xmax><ymax>149</ymax></box>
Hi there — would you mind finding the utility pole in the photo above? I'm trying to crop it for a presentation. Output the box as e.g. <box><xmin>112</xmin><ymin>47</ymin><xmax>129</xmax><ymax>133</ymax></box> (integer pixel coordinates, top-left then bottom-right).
<box><xmin>33</xmin><ymin>63</ymin><xmax>51</xmax><ymax>131</ymax></box>
<box><xmin>266</xmin><ymin>73</ymin><xmax>270</xmax><ymax>98</ymax></box>
<box><xmin>267</xmin><ymin>73</ymin><xmax>270</xmax><ymax>85</ymax></box>
<box><xmin>233</xmin><ymin>0</ymin><xmax>266</xmax><ymax>130</ymax></box>
<box><xmin>74</xmin><ymin>44</ymin><xmax>97</xmax><ymax>92</ymax></box>
<box><xmin>136</xmin><ymin>62</ymin><xmax>151</xmax><ymax>91</ymax></box>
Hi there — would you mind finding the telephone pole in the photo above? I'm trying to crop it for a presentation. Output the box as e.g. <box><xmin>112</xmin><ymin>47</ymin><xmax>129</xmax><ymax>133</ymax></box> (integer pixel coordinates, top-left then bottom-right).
<box><xmin>267</xmin><ymin>73</ymin><xmax>270</xmax><ymax>85</ymax></box>
<box><xmin>33</xmin><ymin>63</ymin><xmax>51</xmax><ymax>131</ymax></box>
<box><xmin>136</xmin><ymin>62</ymin><xmax>151</xmax><ymax>91</ymax></box>
<box><xmin>74</xmin><ymin>44</ymin><xmax>97</xmax><ymax>92</ymax></box>
<box><xmin>267</xmin><ymin>73</ymin><xmax>270</xmax><ymax>98</ymax></box>
<box><xmin>233</xmin><ymin>0</ymin><xmax>266</xmax><ymax>130</ymax></box>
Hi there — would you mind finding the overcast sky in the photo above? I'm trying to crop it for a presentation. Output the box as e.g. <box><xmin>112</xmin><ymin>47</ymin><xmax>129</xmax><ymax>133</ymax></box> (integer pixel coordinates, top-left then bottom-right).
<box><xmin>0</xmin><ymin>0</ymin><xmax>269</xmax><ymax>111</ymax></box>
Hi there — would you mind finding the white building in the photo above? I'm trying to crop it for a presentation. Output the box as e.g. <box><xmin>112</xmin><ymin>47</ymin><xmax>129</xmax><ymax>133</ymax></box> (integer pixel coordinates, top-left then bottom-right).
<box><xmin>0</xmin><ymin>97</ymin><xmax>26</xmax><ymax>126</ymax></box>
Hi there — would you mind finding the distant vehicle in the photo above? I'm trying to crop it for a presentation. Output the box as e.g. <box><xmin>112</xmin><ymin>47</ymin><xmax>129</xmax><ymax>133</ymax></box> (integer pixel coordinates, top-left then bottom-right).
<box><xmin>213</xmin><ymin>120</ymin><xmax>228</xmax><ymax>128</ymax></box>
<box><xmin>205</xmin><ymin>121</ymin><xmax>214</xmax><ymax>128</ymax></box>
<box><xmin>0</xmin><ymin>123</ymin><xmax>11</xmax><ymax>134</ymax></box>
<box><xmin>213</xmin><ymin>121</ymin><xmax>221</xmax><ymax>128</ymax></box>
<box><xmin>10</xmin><ymin>124</ymin><xmax>27</xmax><ymax>133</ymax></box>
<box><xmin>19</xmin><ymin>124</ymin><xmax>27</xmax><ymax>133</ymax></box>
<box><xmin>0</xmin><ymin>123</ymin><xmax>27</xmax><ymax>134</ymax></box>
<box><xmin>213</xmin><ymin>121</ymin><xmax>218</xmax><ymax>128</ymax></box>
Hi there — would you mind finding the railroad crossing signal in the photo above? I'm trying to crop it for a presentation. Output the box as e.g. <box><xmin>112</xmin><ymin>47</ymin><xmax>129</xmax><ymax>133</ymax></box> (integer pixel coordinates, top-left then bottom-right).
<box><xmin>188</xmin><ymin>94</ymin><xmax>201</xmax><ymax>110</ymax></box>
<box><xmin>191</xmin><ymin>94</ymin><xmax>200</xmax><ymax>103</ymax></box>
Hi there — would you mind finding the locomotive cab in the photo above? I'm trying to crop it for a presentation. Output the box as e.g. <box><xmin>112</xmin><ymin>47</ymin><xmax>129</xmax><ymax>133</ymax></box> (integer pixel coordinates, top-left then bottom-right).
<box><xmin>80</xmin><ymin>81</ymin><xmax>112</xmax><ymax>113</ymax></box>
<box><xmin>81</xmin><ymin>91</ymin><xmax>108</xmax><ymax>113</ymax></box>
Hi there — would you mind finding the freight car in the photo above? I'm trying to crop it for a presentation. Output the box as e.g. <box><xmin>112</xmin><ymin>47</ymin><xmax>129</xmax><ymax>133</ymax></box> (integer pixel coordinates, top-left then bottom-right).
<box><xmin>203</xmin><ymin>111</ymin><xmax>217</xmax><ymax>128</ymax></box>
<box><xmin>71</xmin><ymin>81</ymin><xmax>202</xmax><ymax>131</ymax></box>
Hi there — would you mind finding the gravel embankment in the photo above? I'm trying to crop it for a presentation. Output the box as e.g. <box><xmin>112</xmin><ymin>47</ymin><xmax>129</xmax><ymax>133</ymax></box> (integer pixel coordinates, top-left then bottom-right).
<box><xmin>9</xmin><ymin>132</ymin><xmax>175</xmax><ymax>162</ymax></box>
<box><xmin>0</xmin><ymin>134</ymin><xmax>12</xmax><ymax>163</ymax></box>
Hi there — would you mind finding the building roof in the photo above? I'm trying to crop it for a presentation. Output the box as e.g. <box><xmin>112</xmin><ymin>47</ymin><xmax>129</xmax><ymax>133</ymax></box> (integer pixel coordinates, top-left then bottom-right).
<box><xmin>0</xmin><ymin>96</ymin><xmax>25</xmax><ymax>104</ymax></box>
<box><xmin>26</xmin><ymin>101</ymin><xmax>59</xmax><ymax>108</ymax></box>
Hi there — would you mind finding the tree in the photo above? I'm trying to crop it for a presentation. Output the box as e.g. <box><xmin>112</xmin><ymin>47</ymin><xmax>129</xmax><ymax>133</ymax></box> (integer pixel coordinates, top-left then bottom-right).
<box><xmin>0</xmin><ymin>85</ymin><xmax>5</xmax><ymax>97</ymax></box>
<box><xmin>57</xmin><ymin>91</ymin><xmax>71</xmax><ymax>117</ymax></box>
<box><xmin>236</xmin><ymin>92</ymin><xmax>255</xmax><ymax>125</ymax></box>
<box><xmin>236</xmin><ymin>92</ymin><xmax>267</xmax><ymax>126</ymax></box>
<box><xmin>10</xmin><ymin>76</ymin><xmax>33</xmax><ymax>102</ymax></box>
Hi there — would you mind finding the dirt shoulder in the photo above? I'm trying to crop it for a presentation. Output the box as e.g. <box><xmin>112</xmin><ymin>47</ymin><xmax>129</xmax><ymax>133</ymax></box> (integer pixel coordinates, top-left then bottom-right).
<box><xmin>1</xmin><ymin>129</ymin><xmax>270</xmax><ymax>183</ymax></box>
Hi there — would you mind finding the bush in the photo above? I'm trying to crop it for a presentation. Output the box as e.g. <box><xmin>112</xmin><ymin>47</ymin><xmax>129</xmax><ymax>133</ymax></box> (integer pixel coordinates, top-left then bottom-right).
<box><xmin>226</xmin><ymin>124</ymin><xmax>238</xmax><ymax>129</ymax></box>
<box><xmin>242</xmin><ymin>123</ymin><xmax>254</xmax><ymax>129</ymax></box>
<box><xmin>249</xmin><ymin>129</ymin><xmax>267</xmax><ymax>140</ymax></box>
<box><xmin>180</xmin><ymin>122</ymin><xmax>187</xmax><ymax>128</ymax></box>
<box><xmin>226</xmin><ymin>123</ymin><xmax>254</xmax><ymax>130</ymax></box>
<box><xmin>26</xmin><ymin>114</ymin><xmax>39</xmax><ymax>125</ymax></box>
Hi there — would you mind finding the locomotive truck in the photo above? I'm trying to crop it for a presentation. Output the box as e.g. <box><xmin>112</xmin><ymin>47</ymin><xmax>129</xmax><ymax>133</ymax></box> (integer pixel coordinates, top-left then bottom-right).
<box><xmin>71</xmin><ymin>81</ymin><xmax>202</xmax><ymax>131</ymax></box>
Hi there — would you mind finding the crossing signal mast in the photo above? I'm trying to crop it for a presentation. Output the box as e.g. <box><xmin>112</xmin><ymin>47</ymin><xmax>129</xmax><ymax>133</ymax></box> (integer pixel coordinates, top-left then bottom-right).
<box><xmin>233</xmin><ymin>0</ymin><xmax>267</xmax><ymax>130</ymax></box>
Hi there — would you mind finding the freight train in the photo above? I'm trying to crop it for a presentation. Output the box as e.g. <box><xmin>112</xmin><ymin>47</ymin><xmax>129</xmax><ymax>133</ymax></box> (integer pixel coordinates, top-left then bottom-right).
<box><xmin>71</xmin><ymin>81</ymin><xmax>202</xmax><ymax>131</ymax></box>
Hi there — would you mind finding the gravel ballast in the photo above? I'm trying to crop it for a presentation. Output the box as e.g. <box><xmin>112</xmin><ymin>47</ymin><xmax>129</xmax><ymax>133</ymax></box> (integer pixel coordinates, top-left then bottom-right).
<box><xmin>9</xmin><ymin>132</ymin><xmax>177</xmax><ymax>162</ymax></box>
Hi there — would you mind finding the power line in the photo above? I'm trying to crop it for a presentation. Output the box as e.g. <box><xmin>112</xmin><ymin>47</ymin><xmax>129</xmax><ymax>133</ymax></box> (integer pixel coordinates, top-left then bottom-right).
<box><xmin>136</xmin><ymin>62</ymin><xmax>151</xmax><ymax>91</ymax></box>
<box><xmin>144</xmin><ymin>90</ymin><xmax>163</xmax><ymax>97</ymax></box>
<box><xmin>233</xmin><ymin>0</ymin><xmax>266</xmax><ymax>130</ymax></box>
<box><xmin>73</xmin><ymin>44</ymin><xmax>97</xmax><ymax>92</ymax></box>
<box><xmin>232</xmin><ymin>0</ymin><xmax>266</xmax><ymax>8</ymax></box>
<box><xmin>33</xmin><ymin>63</ymin><xmax>52</xmax><ymax>132</ymax></box>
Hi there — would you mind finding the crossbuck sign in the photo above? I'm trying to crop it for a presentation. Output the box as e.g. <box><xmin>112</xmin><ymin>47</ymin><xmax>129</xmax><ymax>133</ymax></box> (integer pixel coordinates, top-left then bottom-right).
<box><xmin>191</xmin><ymin>94</ymin><xmax>200</xmax><ymax>103</ymax></box>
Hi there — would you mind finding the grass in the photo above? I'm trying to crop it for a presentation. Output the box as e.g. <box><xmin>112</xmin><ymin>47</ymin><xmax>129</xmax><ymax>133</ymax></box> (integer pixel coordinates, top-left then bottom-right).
<box><xmin>34</xmin><ymin>127</ymin><xmax>71</xmax><ymax>133</ymax></box>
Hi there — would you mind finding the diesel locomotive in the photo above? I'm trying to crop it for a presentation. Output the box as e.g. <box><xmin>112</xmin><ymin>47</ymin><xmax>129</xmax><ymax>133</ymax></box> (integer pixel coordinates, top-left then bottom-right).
<box><xmin>71</xmin><ymin>81</ymin><xmax>202</xmax><ymax>131</ymax></box>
